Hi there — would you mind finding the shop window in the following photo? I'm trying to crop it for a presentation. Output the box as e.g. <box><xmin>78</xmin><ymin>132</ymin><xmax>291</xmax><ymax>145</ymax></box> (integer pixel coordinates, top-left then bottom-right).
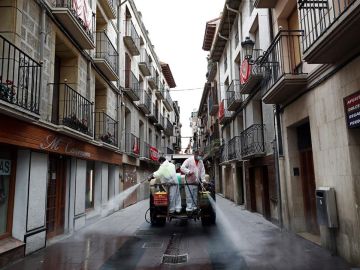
<box><xmin>0</xmin><ymin>147</ymin><xmax>15</xmax><ymax>239</ymax></box>
<box><xmin>85</xmin><ymin>161</ymin><xmax>95</xmax><ymax>210</ymax></box>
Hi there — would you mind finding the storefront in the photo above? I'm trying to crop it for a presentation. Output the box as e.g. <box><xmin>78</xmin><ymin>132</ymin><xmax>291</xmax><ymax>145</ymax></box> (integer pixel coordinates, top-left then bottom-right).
<box><xmin>0</xmin><ymin>114</ymin><xmax>122</xmax><ymax>260</ymax></box>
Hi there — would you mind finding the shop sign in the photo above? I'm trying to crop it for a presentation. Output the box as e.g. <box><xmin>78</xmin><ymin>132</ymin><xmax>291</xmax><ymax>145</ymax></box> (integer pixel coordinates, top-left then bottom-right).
<box><xmin>40</xmin><ymin>135</ymin><xmax>91</xmax><ymax>158</ymax></box>
<box><xmin>0</xmin><ymin>159</ymin><xmax>11</xmax><ymax>175</ymax></box>
<box><xmin>344</xmin><ymin>90</ymin><xmax>360</xmax><ymax>128</ymax></box>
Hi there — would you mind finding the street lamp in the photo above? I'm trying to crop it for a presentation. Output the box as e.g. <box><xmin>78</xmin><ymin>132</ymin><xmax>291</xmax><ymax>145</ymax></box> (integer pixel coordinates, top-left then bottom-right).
<box><xmin>241</xmin><ymin>36</ymin><xmax>255</xmax><ymax>61</ymax></box>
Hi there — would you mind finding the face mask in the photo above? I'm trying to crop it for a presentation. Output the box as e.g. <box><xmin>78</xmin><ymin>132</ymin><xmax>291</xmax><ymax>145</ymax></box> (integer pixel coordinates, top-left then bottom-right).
<box><xmin>195</xmin><ymin>156</ymin><xmax>202</xmax><ymax>161</ymax></box>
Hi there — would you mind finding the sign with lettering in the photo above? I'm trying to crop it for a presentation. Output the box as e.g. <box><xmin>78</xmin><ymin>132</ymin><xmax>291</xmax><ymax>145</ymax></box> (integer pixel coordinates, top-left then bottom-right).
<box><xmin>344</xmin><ymin>91</ymin><xmax>360</xmax><ymax>128</ymax></box>
<box><xmin>150</xmin><ymin>147</ymin><xmax>159</xmax><ymax>161</ymax></box>
<box><xmin>0</xmin><ymin>159</ymin><xmax>11</xmax><ymax>175</ymax></box>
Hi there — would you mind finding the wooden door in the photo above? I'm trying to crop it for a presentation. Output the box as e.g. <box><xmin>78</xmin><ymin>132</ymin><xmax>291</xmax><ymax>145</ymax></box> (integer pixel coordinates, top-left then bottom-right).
<box><xmin>46</xmin><ymin>156</ymin><xmax>66</xmax><ymax>239</ymax></box>
<box><xmin>123</xmin><ymin>165</ymin><xmax>137</xmax><ymax>208</ymax></box>
<box><xmin>300</xmin><ymin>149</ymin><xmax>319</xmax><ymax>235</ymax></box>
<box><xmin>249</xmin><ymin>167</ymin><xmax>257</xmax><ymax>212</ymax></box>
<box><xmin>254</xmin><ymin>167</ymin><xmax>263</xmax><ymax>214</ymax></box>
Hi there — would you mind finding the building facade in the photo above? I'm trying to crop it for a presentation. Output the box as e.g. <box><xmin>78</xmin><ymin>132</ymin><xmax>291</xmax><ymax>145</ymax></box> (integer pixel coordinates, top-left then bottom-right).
<box><xmin>197</xmin><ymin>0</ymin><xmax>360</xmax><ymax>265</ymax></box>
<box><xmin>198</xmin><ymin>0</ymin><xmax>279</xmax><ymax>223</ymax></box>
<box><xmin>0</xmin><ymin>0</ymin><xmax>180</xmax><ymax>266</ymax></box>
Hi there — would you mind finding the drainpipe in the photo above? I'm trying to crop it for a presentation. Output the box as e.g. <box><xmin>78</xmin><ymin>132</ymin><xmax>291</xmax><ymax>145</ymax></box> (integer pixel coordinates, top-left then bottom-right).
<box><xmin>268</xmin><ymin>8</ymin><xmax>283</xmax><ymax>229</ymax></box>
<box><xmin>39</xmin><ymin>3</ymin><xmax>46</xmax><ymax>112</ymax></box>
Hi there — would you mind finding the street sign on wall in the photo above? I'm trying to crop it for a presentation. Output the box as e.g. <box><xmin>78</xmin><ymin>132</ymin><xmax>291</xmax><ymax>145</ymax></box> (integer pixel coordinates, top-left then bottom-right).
<box><xmin>344</xmin><ymin>90</ymin><xmax>360</xmax><ymax>128</ymax></box>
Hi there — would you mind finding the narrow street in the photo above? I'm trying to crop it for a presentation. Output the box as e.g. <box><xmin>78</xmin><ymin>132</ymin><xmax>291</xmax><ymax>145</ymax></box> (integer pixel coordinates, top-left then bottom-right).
<box><xmin>3</xmin><ymin>196</ymin><xmax>350</xmax><ymax>270</ymax></box>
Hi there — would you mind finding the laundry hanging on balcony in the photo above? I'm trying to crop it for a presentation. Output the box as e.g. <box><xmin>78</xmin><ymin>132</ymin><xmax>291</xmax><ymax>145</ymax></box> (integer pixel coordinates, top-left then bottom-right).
<box><xmin>72</xmin><ymin>0</ymin><xmax>93</xmax><ymax>31</ymax></box>
<box><xmin>133</xmin><ymin>140</ymin><xmax>140</xmax><ymax>155</ymax></box>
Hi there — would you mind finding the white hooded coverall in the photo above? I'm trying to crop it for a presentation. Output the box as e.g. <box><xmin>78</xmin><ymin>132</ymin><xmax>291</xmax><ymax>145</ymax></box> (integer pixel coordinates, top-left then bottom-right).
<box><xmin>153</xmin><ymin>160</ymin><xmax>181</xmax><ymax>213</ymax></box>
<box><xmin>180</xmin><ymin>156</ymin><xmax>205</xmax><ymax>211</ymax></box>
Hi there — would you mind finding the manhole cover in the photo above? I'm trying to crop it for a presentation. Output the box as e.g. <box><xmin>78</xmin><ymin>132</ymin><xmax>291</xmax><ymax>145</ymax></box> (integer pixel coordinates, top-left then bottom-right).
<box><xmin>142</xmin><ymin>242</ymin><xmax>163</xmax><ymax>248</ymax></box>
<box><xmin>161</xmin><ymin>254</ymin><xmax>188</xmax><ymax>264</ymax></box>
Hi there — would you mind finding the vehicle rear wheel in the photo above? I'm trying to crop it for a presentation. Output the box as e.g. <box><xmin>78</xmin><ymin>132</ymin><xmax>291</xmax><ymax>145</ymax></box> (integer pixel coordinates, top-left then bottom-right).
<box><xmin>201</xmin><ymin>208</ymin><xmax>216</xmax><ymax>226</ymax></box>
<box><xmin>150</xmin><ymin>208</ymin><xmax>166</xmax><ymax>226</ymax></box>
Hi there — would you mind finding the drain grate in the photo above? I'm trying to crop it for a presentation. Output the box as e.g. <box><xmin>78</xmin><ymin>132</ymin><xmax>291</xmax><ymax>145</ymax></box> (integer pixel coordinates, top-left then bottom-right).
<box><xmin>142</xmin><ymin>242</ymin><xmax>163</xmax><ymax>248</ymax></box>
<box><xmin>162</xmin><ymin>254</ymin><xmax>188</xmax><ymax>264</ymax></box>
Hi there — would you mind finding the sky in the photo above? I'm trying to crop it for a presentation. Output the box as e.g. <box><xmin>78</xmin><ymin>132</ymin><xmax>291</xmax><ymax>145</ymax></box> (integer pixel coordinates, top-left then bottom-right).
<box><xmin>133</xmin><ymin>0</ymin><xmax>224</xmax><ymax>151</ymax></box>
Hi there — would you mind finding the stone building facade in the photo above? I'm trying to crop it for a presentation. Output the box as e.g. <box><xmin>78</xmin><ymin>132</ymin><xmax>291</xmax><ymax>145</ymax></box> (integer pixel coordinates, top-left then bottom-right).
<box><xmin>0</xmin><ymin>0</ymin><xmax>180</xmax><ymax>266</ymax></box>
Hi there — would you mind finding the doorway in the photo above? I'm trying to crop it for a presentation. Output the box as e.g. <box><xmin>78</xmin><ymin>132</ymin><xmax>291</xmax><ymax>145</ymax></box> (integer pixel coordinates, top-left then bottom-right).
<box><xmin>46</xmin><ymin>155</ymin><xmax>67</xmax><ymax>239</ymax></box>
<box><xmin>297</xmin><ymin>122</ymin><xmax>319</xmax><ymax>235</ymax></box>
<box><xmin>123</xmin><ymin>165</ymin><xmax>137</xmax><ymax>207</ymax></box>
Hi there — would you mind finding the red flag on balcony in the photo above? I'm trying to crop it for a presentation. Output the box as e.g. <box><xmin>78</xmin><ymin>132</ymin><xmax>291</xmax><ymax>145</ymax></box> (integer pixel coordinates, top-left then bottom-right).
<box><xmin>133</xmin><ymin>140</ymin><xmax>139</xmax><ymax>154</ymax></box>
<box><xmin>150</xmin><ymin>147</ymin><xmax>159</xmax><ymax>161</ymax></box>
<box><xmin>218</xmin><ymin>100</ymin><xmax>224</xmax><ymax>120</ymax></box>
<box><xmin>240</xmin><ymin>58</ymin><xmax>251</xmax><ymax>84</ymax></box>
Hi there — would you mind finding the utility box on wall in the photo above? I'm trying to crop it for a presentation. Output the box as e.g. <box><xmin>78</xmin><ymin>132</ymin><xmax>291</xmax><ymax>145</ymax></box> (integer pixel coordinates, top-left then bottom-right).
<box><xmin>316</xmin><ymin>187</ymin><xmax>338</xmax><ymax>228</ymax></box>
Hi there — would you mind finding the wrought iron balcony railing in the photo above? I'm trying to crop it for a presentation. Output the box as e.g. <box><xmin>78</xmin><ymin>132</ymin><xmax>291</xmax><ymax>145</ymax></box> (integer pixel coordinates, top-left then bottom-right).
<box><xmin>139</xmin><ymin>48</ymin><xmax>151</xmax><ymax>76</ymax></box>
<box><xmin>140</xmin><ymin>141</ymin><xmax>151</xmax><ymax>159</ymax></box>
<box><xmin>124</xmin><ymin>133</ymin><xmax>140</xmax><ymax>156</ymax></box>
<box><xmin>0</xmin><ymin>35</ymin><xmax>41</xmax><ymax>114</ymax></box>
<box><xmin>95</xmin><ymin>111</ymin><xmax>118</xmax><ymax>147</ymax></box>
<box><xmin>228</xmin><ymin>136</ymin><xmax>241</xmax><ymax>161</ymax></box>
<box><xmin>53</xmin><ymin>83</ymin><xmax>93</xmax><ymax>136</ymax></box>
<box><xmin>260</xmin><ymin>30</ymin><xmax>305</xmax><ymax>96</ymax></box>
<box><xmin>149</xmin><ymin>66</ymin><xmax>159</xmax><ymax>90</ymax></box>
<box><xmin>52</xmin><ymin>0</ymin><xmax>95</xmax><ymax>48</ymax></box>
<box><xmin>124</xmin><ymin>70</ymin><xmax>140</xmax><ymax>101</ymax></box>
<box><xmin>226</xmin><ymin>80</ymin><xmax>242</xmax><ymax>111</ymax></box>
<box><xmin>164</xmin><ymin>118</ymin><xmax>173</xmax><ymax>136</ymax></box>
<box><xmin>220</xmin><ymin>142</ymin><xmax>229</xmax><ymax>164</ymax></box>
<box><xmin>240</xmin><ymin>124</ymin><xmax>265</xmax><ymax>159</ymax></box>
<box><xmin>164</xmin><ymin>90</ymin><xmax>173</xmax><ymax>111</ymax></box>
<box><xmin>156</xmin><ymin>113</ymin><xmax>165</xmax><ymax>130</ymax></box>
<box><xmin>299</xmin><ymin>0</ymin><xmax>355</xmax><ymax>52</ymax></box>
<box><xmin>138</xmin><ymin>90</ymin><xmax>151</xmax><ymax>114</ymax></box>
<box><xmin>95</xmin><ymin>31</ymin><xmax>118</xmax><ymax>80</ymax></box>
<box><xmin>123</xmin><ymin>20</ymin><xmax>140</xmax><ymax>55</ymax></box>
<box><xmin>98</xmin><ymin>0</ymin><xmax>117</xmax><ymax>19</ymax></box>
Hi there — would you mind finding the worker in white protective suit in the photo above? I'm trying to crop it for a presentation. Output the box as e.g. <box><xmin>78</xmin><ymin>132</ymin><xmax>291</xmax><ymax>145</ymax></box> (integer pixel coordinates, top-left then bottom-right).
<box><xmin>152</xmin><ymin>156</ymin><xmax>181</xmax><ymax>213</ymax></box>
<box><xmin>180</xmin><ymin>150</ymin><xmax>206</xmax><ymax>212</ymax></box>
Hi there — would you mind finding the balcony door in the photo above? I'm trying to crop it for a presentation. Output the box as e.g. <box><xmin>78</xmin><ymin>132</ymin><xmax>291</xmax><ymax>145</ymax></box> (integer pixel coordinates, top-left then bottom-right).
<box><xmin>51</xmin><ymin>56</ymin><xmax>61</xmax><ymax>124</ymax></box>
<box><xmin>125</xmin><ymin>53</ymin><xmax>131</xmax><ymax>88</ymax></box>
<box><xmin>288</xmin><ymin>8</ymin><xmax>302</xmax><ymax>71</ymax></box>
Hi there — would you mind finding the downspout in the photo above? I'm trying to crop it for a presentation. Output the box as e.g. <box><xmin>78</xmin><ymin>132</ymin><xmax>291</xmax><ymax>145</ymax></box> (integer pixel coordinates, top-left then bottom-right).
<box><xmin>268</xmin><ymin>8</ymin><xmax>283</xmax><ymax>229</ymax></box>
<box><xmin>39</xmin><ymin>4</ymin><xmax>46</xmax><ymax>115</ymax></box>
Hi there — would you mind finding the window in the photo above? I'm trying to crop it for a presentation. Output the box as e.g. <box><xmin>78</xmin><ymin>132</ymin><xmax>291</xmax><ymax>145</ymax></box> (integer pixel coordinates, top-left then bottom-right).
<box><xmin>85</xmin><ymin>161</ymin><xmax>95</xmax><ymax>210</ymax></box>
<box><xmin>0</xmin><ymin>147</ymin><xmax>15</xmax><ymax>239</ymax></box>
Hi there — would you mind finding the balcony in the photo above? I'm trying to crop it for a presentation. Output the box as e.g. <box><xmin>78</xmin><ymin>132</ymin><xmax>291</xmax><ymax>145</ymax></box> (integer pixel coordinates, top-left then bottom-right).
<box><xmin>254</xmin><ymin>0</ymin><xmax>277</xmax><ymax>8</ymax></box>
<box><xmin>0</xmin><ymin>36</ymin><xmax>41</xmax><ymax>115</ymax></box>
<box><xmin>220</xmin><ymin>143</ymin><xmax>229</xmax><ymax>165</ymax></box>
<box><xmin>124</xmin><ymin>133</ymin><xmax>140</xmax><ymax>156</ymax></box>
<box><xmin>155</xmin><ymin>113</ymin><xmax>165</xmax><ymax>130</ymax></box>
<box><xmin>240</xmin><ymin>49</ymin><xmax>265</xmax><ymax>95</ymax></box>
<box><xmin>218</xmin><ymin>99</ymin><xmax>232</xmax><ymax>125</ymax></box>
<box><xmin>209</xmin><ymin>86</ymin><xmax>219</xmax><ymax>116</ymax></box>
<box><xmin>140</xmin><ymin>141</ymin><xmax>150</xmax><ymax>159</ymax></box>
<box><xmin>147</xmin><ymin>103</ymin><xmax>158</xmax><ymax>123</ymax></box>
<box><xmin>149</xmin><ymin>67</ymin><xmax>159</xmax><ymax>90</ymax></box>
<box><xmin>206</xmin><ymin>60</ymin><xmax>217</xmax><ymax>82</ymax></box>
<box><xmin>138</xmin><ymin>91</ymin><xmax>151</xmax><ymax>114</ymax></box>
<box><xmin>228</xmin><ymin>136</ymin><xmax>241</xmax><ymax>161</ymax></box>
<box><xmin>123</xmin><ymin>20</ymin><xmax>140</xmax><ymax>56</ymax></box>
<box><xmin>226</xmin><ymin>80</ymin><xmax>242</xmax><ymax>111</ymax></box>
<box><xmin>138</xmin><ymin>49</ymin><xmax>151</xmax><ymax>76</ymax></box>
<box><xmin>51</xmin><ymin>0</ymin><xmax>95</xmax><ymax>49</ymax></box>
<box><xmin>163</xmin><ymin>90</ymin><xmax>173</xmax><ymax>111</ymax></box>
<box><xmin>95</xmin><ymin>112</ymin><xmax>118</xmax><ymax>147</ymax></box>
<box><xmin>98</xmin><ymin>0</ymin><xmax>116</xmax><ymax>19</ymax></box>
<box><xmin>155</xmin><ymin>81</ymin><xmax>165</xmax><ymax>100</ymax></box>
<box><xmin>299</xmin><ymin>0</ymin><xmax>360</xmax><ymax>63</ymax></box>
<box><xmin>203</xmin><ymin>138</ymin><xmax>221</xmax><ymax>158</ymax></box>
<box><xmin>240</xmin><ymin>124</ymin><xmax>265</xmax><ymax>159</ymax></box>
<box><xmin>94</xmin><ymin>31</ymin><xmax>118</xmax><ymax>81</ymax></box>
<box><xmin>124</xmin><ymin>70</ymin><xmax>140</xmax><ymax>101</ymax></box>
<box><xmin>53</xmin><ymin>83</ymin><xmax>93</xmax><ymax>136</ymax></box>
<box><xmin>164</xmin><ymin>118</ymin><xmax>173</xmax><ymax>136</ymax></box>
<box><xmin>261</xmin><ymin>30</ymin><xmax>308</xmax><ymax>105</ymax></box>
